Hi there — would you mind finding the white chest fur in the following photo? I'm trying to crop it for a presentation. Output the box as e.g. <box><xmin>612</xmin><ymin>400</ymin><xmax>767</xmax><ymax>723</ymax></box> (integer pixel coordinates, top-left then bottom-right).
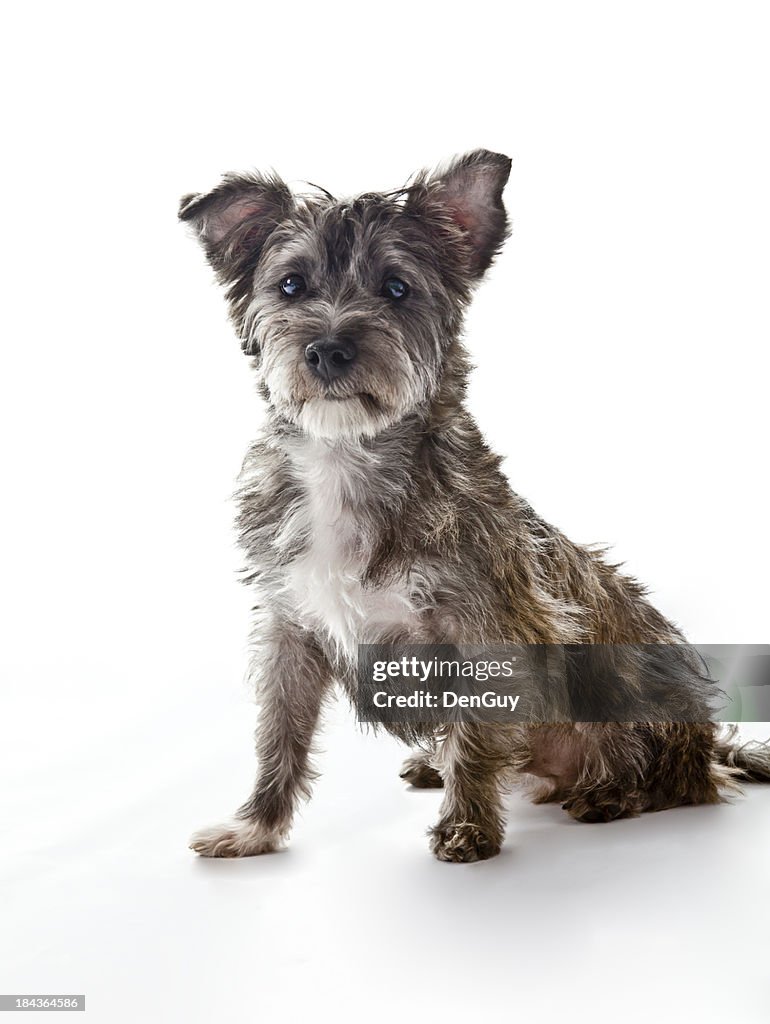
<box><xmin>278</xmin><ymin>438</ymin><xmax>421</xmax><ymax>659</ymax></box>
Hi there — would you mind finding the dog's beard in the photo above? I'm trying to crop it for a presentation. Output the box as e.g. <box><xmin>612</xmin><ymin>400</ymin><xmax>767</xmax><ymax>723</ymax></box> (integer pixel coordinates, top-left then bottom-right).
<box><xmin>294</xmin><ymin>395</ymin><xmax>393</xmax><ymax>440</ymax></box>
<box><xmin>259</xmin><ymin>338</ymin><xmax>432</xmax><ymax>440</ymax></box>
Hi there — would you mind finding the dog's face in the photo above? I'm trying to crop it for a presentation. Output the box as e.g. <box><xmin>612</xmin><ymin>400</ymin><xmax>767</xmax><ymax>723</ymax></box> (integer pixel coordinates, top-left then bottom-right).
<box><xmin>180</xmin><ymin>150</ymin><xmax>511</xmax><ymax>439</ymax></box>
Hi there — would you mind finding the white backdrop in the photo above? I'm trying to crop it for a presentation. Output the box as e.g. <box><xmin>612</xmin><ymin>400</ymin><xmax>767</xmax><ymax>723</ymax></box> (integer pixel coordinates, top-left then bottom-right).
<box><xmin>1</xmin><ymin>2</ymin><xmax>769</xmax><ymax>1022</ymax></box>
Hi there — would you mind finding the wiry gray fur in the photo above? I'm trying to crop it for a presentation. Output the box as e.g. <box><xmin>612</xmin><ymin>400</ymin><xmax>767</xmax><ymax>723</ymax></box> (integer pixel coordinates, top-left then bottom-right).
<box><xmin>179</xmin><ymin>150</ymin><xmax>770</xmax><ymax>862</ymax></box>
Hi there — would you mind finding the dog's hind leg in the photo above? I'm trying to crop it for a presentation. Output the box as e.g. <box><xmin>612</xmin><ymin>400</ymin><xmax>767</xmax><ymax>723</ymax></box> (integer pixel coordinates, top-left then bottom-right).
<box><xmin>559</xmin><ymin>723</ymin><xmax>646</xmax><ymax>823</ymax></box>
<box><xmin>190</xmin><ymin>618</ymin><xmax>332</xmax><ymax>857</ymax></box>
<box><xmin>560</xmin><ymin>723</ymin><xmax>743</xmax><ymax>823</ymax></box>
<box><xmin>428</xmin><ymin>724</ymin><xmax>512</xmax><ymax>862</ymax></box>
<box><xmin>641</xmin><ymin>723</ymin><xmax>742</xmax><ymax>810</ymax></box>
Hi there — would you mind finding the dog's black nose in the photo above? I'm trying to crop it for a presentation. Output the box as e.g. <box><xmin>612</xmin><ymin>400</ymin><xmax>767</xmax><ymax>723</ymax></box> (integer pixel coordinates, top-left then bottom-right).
<box><xmin>304</xmin><ymin>339</ymin><xmax>357</xmax><ymax>381</ymax></box>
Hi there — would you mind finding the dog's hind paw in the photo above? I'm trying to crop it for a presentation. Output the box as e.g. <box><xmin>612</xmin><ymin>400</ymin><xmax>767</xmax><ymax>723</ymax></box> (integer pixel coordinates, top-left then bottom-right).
<box><xmin>400</xmin><ymin>753</ymin><xmax>444</xmax><ymax>788</ymax></box>
<box><xmin>189</xmin><ymin>820</ymin><xmax>284</xmax><ymax>858</ymax></box>
<box><xmin>429</xmin><ymin>821</ymin><xmax>501</xmax><ymax>863</ymax></box>
<box><xmin>562</xmin><ymin>790</ymin><xmax>641</xmax><ymax>824</ymax></box>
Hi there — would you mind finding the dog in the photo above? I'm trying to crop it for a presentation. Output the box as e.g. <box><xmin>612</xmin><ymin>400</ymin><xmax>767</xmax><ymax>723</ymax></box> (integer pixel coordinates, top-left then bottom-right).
<box><xmin>179</xmin><ymin>150</ymin><xmax>770</xmax><ymax>862</ymax></box>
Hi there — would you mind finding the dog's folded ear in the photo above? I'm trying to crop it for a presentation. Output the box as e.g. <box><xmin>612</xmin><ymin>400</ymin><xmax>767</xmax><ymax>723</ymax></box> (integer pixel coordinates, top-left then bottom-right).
<box><xmin>178</xmin><ymin>171</ymin><xmax>293</xmax><ymax>273</ymax></box>
<box><xmin>408</xmin><ymin>149</ymin><xmax>512</xmax><ymax>278</ymax></box>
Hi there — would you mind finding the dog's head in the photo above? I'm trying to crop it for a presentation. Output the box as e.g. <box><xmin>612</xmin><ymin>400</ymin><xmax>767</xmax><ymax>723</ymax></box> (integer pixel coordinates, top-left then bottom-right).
<box><xmin>180</xmin><ymin>150</ymin><xmax>511</xmax><ymax>439</ymax></box>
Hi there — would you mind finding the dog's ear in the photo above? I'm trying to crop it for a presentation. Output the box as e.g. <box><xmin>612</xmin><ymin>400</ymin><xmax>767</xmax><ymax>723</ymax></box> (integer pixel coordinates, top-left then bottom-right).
<box><xmin>408</xmin><ymin>149</ymin><xmax>512</xmax><ymax>278</ymax></box>
<box><xmin>178</xmin><ymin>171</ymin><xmax>293</xmax><ymax>274</ymax></box>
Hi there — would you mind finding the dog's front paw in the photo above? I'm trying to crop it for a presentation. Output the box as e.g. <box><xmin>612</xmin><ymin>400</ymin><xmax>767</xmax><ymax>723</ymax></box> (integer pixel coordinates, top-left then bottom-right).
<box><xmin>189</xmin><ymin>819</ymin><xmax>283</xmax><ymax>858</ymax></box>
<box><xmin>429</xmin><ymin>821</ymin><xmax>501</xmax><ymax>863</ymax></box>
<box><xmin>400</xmin><ymin>753</ymin><xmax>444</xmax><ymax>788</ymax></box>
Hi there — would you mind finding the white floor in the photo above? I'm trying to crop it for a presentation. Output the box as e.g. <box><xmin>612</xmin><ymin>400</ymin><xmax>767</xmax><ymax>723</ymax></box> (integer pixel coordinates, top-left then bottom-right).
<box><xmin>2</xmin><ymin>682</ymin><xmax>769</xmax><ymax>1024</ymax></box>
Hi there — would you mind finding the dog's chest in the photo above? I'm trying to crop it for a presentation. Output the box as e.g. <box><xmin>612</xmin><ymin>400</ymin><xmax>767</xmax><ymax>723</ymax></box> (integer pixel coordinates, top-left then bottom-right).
<box><xmin>279</xmin><ymin>441</ymin><xmax>418</xmax><ymax>657</ymax></box>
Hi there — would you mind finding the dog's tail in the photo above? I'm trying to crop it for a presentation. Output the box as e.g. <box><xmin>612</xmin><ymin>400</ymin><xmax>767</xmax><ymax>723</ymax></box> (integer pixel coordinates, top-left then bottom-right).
<box><xmin>716</xmin><ymin>725</ymin><xmax>770</xmax><ymax>781</ymax></box>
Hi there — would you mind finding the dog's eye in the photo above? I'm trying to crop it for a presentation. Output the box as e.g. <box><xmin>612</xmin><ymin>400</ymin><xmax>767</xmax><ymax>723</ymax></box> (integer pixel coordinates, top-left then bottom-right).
<box><xmin>279</xmin><ymin>275</ymin><xmax>306</xmax><ymax>298</ymax></box>
<box><xmin>382</xmin><ymin>277</ymin><xmax>409</xmax><ymax>301</ymax></box>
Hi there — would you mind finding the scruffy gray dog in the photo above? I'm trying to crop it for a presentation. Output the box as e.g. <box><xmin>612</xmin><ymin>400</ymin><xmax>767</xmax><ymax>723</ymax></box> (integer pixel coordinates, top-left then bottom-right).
<box><xmin>180</xmin><ymin>150</ymin><xmax>769</xmax><ymax>862</ymax></box>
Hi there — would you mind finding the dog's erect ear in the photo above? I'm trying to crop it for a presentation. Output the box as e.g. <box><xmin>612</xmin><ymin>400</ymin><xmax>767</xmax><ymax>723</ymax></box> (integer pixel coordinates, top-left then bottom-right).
<box><xmin>178</xmin><ymin>171</ymin><xmax>293</xmax><ymax>273</ymax></box>
<box><xmin>408</xmin><ymin>149</ymin><xmax>512</xmax><ymax>278</ymax></box>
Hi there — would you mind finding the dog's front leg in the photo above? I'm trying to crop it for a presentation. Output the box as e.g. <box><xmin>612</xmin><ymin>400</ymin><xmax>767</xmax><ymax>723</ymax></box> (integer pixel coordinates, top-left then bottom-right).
<box><xmin>190</xmin><ymin>619</ymin><xmax>331</xmax><ymax>858</ymax></box>
<box><xmin>429</xmin><ymin>723</ymin><xmax>511</xmax><ymax>863</ymax></box>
